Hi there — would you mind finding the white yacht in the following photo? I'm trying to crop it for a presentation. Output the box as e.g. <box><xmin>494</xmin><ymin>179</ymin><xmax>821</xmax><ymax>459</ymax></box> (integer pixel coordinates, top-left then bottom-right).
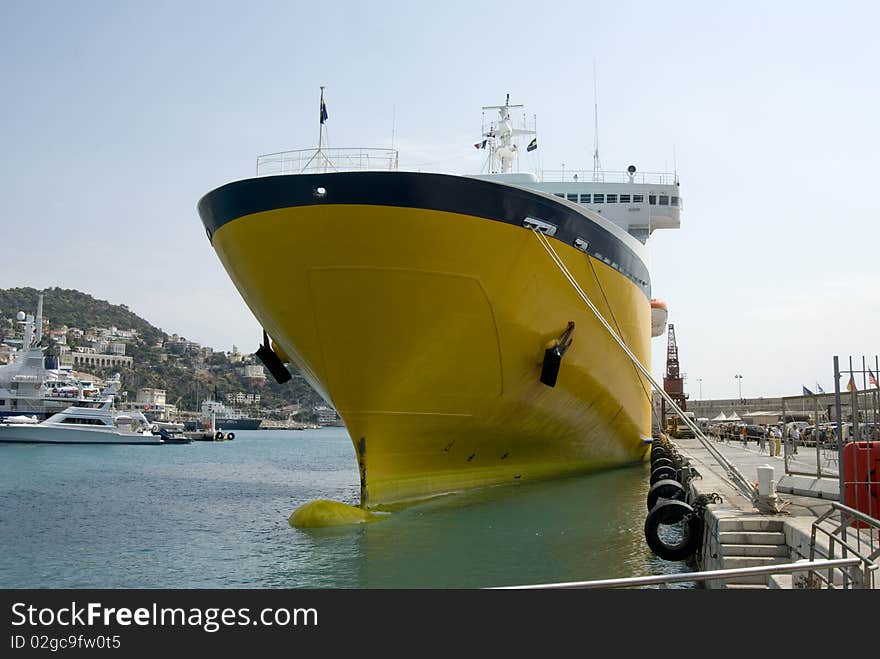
<box><xmin>0</xmin><ymin>398</ymin><xmax>162</xmax><ymax>445</ymax></box>
<box><xmin>0</xmin><ymin>295</ymin><xmax>113</xmax><ymax>420</ymax></box>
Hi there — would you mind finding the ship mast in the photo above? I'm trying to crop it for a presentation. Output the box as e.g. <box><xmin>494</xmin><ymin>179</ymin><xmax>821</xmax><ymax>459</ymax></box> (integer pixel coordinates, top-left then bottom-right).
<box><xmin>481</xmin><ymin>94</ymin><xmax>532</xmax><ymax>174</ymax></box>
<box><xmin>303</xmin><ymin>86</ymin><xmax>331</xmax><ymax>173</ymax></box>
<box><xmin>317</xmin><ymin>86</ymin><xmax>327</xmax><ymax>151</ymax></box>
<box><xmin>34</xmin><ymin>294</ymin><xmax>43</xmax><ymax>346</ymax></box>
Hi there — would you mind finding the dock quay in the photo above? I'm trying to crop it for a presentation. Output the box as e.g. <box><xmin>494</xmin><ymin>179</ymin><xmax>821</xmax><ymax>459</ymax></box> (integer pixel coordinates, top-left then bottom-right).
<box><xmin>669</xmin><ymin>435</ymin><xmax>879</xmax><ymax>589</ymax></box>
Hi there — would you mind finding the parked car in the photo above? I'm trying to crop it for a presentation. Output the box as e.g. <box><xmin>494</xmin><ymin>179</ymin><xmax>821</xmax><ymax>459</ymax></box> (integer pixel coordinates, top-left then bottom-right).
<box><xmin>744</xmin><ymin>424</ymin><xmax>765</xmax><ymax>441</ymax></box>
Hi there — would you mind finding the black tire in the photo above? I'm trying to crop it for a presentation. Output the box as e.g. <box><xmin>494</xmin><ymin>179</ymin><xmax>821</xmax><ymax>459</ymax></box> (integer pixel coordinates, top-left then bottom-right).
<box><xmin>650</xmin><ymin>465</ymin><xmax>678</xmax><ymax>485</ymax></box>
<box><xmin>647</xmin><ymin>478</ymin><xmax>686</xmax><ymax>511</ymax></box>
<box><xmin>644</xmin><ymin>499</ymin><xmax>702</xmax><ymax>561</ymax></box>
<box><xmin>215</xmin><ymin>431</ymin><xmax>224</xmax><ymax>440</ymax></box>
<box><xmin>650</xmin><ymin>447</ymin><xmax>671</xmax><ymax>460</ymax></box>
<box><xmin>651</xmin><ymin>456</ymin><xmax>675</xmax><ymax>470</ymax></box>
<box><xmin>227</xmin><ymin>432</ymin><xmax>235</xmax><ymax>440</ymax></box>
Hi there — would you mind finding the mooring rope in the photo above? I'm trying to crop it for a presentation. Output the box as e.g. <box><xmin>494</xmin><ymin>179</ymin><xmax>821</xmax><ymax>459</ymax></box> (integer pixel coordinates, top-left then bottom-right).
<box><xmin>531</xmin><ymin>228</ymin><xmax>758</xmax><ymax>501</ymax></box>
<box><xmin>583</xmin><ymin>251</ymin><xmax>654</xmax><ymax>408</ymax></box>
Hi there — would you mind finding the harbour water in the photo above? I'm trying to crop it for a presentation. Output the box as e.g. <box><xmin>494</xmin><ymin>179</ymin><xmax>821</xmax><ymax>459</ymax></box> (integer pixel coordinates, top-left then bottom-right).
<box><xmin>0</xmin><ymin>428</ymin><xmax>691</xmax><ymax>588</ymax></box>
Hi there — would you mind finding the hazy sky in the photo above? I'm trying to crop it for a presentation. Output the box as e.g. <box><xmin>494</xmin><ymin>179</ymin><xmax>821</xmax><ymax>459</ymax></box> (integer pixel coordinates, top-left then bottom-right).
<box><xmin>2</xmin><ymin>1</ymin><xmax>877</xmax><ymax>400</ymax></box>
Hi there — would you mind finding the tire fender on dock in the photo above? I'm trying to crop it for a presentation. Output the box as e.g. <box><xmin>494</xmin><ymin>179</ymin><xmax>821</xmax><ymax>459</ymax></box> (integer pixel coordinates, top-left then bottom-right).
<box><xmin>649</xmin><ymin>465</ymin><xmax>678</xmax><ymax>485</ymax></box>
<box><xmin>647</xmin><ymin>478</ymin><xmax>686</xmax><ymax>511</ymax></box>
<box><xmin>644</xmin><ymin>499</ymin><xmax>702</xmax><ymax>562</ymax></box>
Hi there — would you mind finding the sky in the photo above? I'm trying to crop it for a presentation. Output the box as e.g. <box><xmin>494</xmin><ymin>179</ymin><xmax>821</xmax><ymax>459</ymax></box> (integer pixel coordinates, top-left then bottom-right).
<box><xmin>1</xmin><ymin>0</ymin><xmax>878</xmax><ymax>400</ymax></box>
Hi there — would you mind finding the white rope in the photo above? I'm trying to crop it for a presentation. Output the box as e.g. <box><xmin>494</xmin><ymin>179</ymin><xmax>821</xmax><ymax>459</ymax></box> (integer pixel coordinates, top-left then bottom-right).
<box><xmin>531</xmin><ymin>229</ymin><xmax>757</xmax><ymax>500</ymax></box>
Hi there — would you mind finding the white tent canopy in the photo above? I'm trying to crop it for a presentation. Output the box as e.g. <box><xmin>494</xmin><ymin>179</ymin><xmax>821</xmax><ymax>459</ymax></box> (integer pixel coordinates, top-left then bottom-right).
<box><xmin>711</xmin><ymin>412</ymin><xmax>727</xmax><ymax>422</ymax></box>
<box><xmin>727</xmin><ymin>412</ymin><xmax>742</xmax><ymax>421</ymax></box>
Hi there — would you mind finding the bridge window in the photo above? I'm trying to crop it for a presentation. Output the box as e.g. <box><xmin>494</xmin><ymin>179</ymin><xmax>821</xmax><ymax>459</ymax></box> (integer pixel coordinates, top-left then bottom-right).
<box><xmin>633</xmin><ymin>194</ymin><xmax>644</xmax><ymax>203</ymax></box>
<box><xmin>579</xmin><ymin>193</ymin><xmax>591</xmax><ymax>203</ymax></box>
<box><xmin>659</xmin><ymin>195</ymin><xmax>669</xmax><ymax>206</ymax></box>
<box><xmin>61</xmin><ymin>417</ymin><xmax>106</xmax><ymax>425</ymax></box>
<box><xmin>671</xmin><ymin>196</ymin><xmax>679</xmax><ymax>206</ymax></box>
<box><xmin>606</xmin><ymin>194</ymin><xmax>617</xmax><ymax>203</ymax></box>
<box><xmin>649</xmin><ymin>195</ymin><xmax>656</xmax><ymax>205</ymax></box>
<box><xmin>554</xmin><ymin>193</ymin><xmax>565</xmax><ymax>198</ymax></box>
<box><xmin>619</xmin><ymin>194</ymin><xmax>631</xmax><ymax>203</ymax></box>
<box><xmin>566</xmin><ymin>194</ymin><xmax>578</xmax><ymax>202</ymax></box>
<box><xmin>593</xmin><ymin>193</ymin><xmax>604</xmax><ymax>203</ymax></box>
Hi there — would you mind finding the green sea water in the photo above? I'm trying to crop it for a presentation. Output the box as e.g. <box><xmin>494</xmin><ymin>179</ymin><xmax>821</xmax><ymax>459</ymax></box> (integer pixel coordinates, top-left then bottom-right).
<box><xmin>0</xmin><ymin>428</ymin><xmax>690</xmax><ymax>588</ymax></box>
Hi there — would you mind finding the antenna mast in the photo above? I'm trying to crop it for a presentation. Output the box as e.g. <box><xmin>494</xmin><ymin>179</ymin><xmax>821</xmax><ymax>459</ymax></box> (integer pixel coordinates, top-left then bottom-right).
<box><xmin>592</xmin><ymin>62</ymin><xmax>602</xmax><ymax>182</ymax></box>
<box><xmin>391</xmin><ymin>104</ymin><xmax>396</xmax><ymax>150</ymax></box>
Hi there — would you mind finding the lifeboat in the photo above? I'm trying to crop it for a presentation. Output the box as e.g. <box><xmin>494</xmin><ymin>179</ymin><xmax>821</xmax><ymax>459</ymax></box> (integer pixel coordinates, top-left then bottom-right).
<box><xmin>650</xmin><ymin>299</ymin><xmax>668</xmax><ymax>338</ymax></box>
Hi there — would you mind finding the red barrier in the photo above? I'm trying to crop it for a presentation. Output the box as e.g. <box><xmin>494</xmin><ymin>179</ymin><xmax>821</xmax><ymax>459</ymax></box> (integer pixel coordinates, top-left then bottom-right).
<box><xmin>842</xmin><ymin>442</ymin><xmax>880</xmax><ymax>528</ymax></box>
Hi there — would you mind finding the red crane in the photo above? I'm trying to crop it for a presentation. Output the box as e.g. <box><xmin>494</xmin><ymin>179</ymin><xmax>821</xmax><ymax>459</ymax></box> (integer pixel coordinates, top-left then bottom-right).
<box><xmin>661</xmin><ymin>324</ymin><xmax>688</xmax><ymax>434</ymax></box>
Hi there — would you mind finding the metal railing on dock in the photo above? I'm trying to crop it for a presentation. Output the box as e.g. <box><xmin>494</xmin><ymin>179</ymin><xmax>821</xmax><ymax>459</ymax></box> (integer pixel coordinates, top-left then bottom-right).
<box><xmin>491</xmin><ymin>557</ymin><xmax>864</xmax><ymax>589</ymax></box>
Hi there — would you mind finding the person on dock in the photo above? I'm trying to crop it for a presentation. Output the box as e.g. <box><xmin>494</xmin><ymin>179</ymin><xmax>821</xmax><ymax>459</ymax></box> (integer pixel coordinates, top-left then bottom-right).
<box><xmin>773</xmin><ymin>425</ymin><xmax>783</xmax><ymax>456</ymax></box>
<box><xmin>758</xmin><ymin>425</ymin><xmax>767</xmax><ymax>454</ymax></box>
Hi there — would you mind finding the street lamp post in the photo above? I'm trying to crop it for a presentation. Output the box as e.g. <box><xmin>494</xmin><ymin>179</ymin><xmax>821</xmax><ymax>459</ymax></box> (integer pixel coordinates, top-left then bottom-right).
<box><xmin>697</xmin><ymin>378</ymin><xmax>703</xmax><ymax>401</ymax></box>
<box><xmin>735</xmin><ymin>374</ymin><xmax>743</xmax><ymax>401</ymax></box>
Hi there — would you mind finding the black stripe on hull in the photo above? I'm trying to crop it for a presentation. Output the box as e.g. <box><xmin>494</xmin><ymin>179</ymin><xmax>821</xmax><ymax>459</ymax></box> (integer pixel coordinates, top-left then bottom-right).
<box><xmin>198</xmin><ymin>171</ymin><xmax>651</xmax><ymax>297</ymax></box>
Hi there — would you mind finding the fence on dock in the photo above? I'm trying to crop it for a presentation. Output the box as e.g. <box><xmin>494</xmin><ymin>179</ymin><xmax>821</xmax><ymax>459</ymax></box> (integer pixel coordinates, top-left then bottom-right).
<box><xmin>781</xmin><ymin>355</ymin><xmax>879</xmax><ymax>487</ymax></box>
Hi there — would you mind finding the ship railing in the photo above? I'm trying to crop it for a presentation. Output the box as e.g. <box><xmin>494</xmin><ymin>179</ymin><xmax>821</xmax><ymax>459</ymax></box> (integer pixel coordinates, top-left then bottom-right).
<box><xmin>809</xmin><ymin>502</ymin><xmax>880</xmax><ymax>589</ymax></box>
<box><xmin>11</xmin><ymin>374</ymin><xmax>41</xmax><ymax>383</ymax></box>
<box><xmin>491</xmin><ymin>557</ymin><xmax>867</xmax><ymax>589</ymax></box>
<box><xmin>537</xmin><ymin>169</ymin><xmax>678</xmax><ymax>185</ymax></box>
<box><xmin>256</xmin><ymin>148</ymin><xmax>399</xmax><ymax>177</ymax></box>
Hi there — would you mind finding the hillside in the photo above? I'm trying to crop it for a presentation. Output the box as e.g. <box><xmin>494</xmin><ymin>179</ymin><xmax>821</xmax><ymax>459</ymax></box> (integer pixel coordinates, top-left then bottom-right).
<box><xmin>0</xmin><ymin>287</ymin><xmax>324</xmax><ymax>418</ymax></box>
<box><xmin>0</xmin><ymin>287</ymin><xmax>164</xmax><ymax>346</ymax></box>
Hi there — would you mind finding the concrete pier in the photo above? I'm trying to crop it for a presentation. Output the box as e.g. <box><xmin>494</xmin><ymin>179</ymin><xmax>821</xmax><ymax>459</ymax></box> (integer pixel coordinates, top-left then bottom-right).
<box><xmin>669</xmin><ymin>436</ymin><xmax>878</xmax><ymax>589</ymax></box>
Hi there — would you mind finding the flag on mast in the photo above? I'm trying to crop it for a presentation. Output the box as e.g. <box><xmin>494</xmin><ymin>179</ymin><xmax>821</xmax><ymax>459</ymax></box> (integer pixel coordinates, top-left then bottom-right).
<box><xmin>320</xmin><ymin>90</ymin><xmax>328</xmax><ymax>124</ymax></box>
<box><xmin>802</xmin><ymin>386</ymin><xmax>814</xmax><ymax>396</ymax></box>
<box><xmin>847</xmin><ymin>375</ymin><xmax>857</xmax><ymax>392</ymax></box>
<box><xmin>870</xmin><ymin>369</ymin><xmax>879</xmax><ymax>388</ymax></box>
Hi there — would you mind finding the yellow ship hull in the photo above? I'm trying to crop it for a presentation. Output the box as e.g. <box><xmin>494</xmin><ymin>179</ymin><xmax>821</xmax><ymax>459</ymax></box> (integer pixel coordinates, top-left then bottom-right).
<box><xmin>199</xmin><ymin>172</ymin><xmax>653</xmax><ymax>508</ymax></box>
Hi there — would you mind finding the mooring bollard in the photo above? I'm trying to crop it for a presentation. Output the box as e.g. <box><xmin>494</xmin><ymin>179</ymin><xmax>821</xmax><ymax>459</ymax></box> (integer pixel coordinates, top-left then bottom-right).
<box><xmin>757</xmin><ymin>464</ymin><xmax>777</xmax><ymax>498</ymax></box>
